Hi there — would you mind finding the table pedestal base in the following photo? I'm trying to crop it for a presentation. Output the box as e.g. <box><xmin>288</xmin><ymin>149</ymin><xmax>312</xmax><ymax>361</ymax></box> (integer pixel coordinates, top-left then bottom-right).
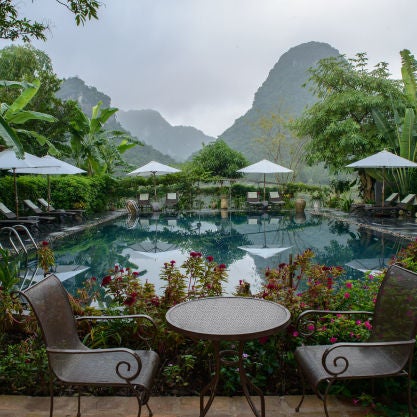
<box><xmin>200</xmin><ymin>341</ymin><xmax>265</xmax><ymax>417</ymax></box>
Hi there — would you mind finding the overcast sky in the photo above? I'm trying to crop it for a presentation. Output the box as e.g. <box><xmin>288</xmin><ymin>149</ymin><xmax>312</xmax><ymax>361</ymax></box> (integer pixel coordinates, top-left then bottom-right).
<box><xmin>5</xmin><ymin>0</ymin><xmax>417</xmax><ymax>137</ymax></box>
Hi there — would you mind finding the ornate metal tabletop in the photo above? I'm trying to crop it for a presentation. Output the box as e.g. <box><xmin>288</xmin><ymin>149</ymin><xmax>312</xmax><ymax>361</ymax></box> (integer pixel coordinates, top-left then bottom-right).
<box><xmin>166</xmin><ymin>296</ymin><xmax>291</xmax><ymax>341</ymax></box>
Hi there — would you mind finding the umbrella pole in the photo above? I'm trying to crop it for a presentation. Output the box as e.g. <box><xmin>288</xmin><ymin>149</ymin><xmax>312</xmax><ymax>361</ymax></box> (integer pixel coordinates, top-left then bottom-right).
<box><xmin>382</xmin><ymin>167</ymin><xmax>385</xmax><ymax>207</ymax></box>
<box><xmin>13</xmin><ymin>168</ymin><xmax>19</xmax><ymax>218</ymax></box>
<box><xmin>47</xmin><ymin>174</ymin><xmax>51</xmax><ymax>211</ymax></box>
<box><xmin>263</xmin><ymin>173</ymin><xmax>266</xmax><ymax>201</ymax></box>
<box><xmin>153</xmin><ymin>173</ymin><xmax>157</xmax><ymax>198</ymax></box>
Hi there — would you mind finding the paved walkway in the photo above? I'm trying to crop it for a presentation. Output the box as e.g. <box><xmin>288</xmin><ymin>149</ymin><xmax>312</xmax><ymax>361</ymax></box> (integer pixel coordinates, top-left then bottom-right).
<box><xmin>0</xmin><ymin>395</ymin><xmax>370</xmax><ymax>416</ymax></box>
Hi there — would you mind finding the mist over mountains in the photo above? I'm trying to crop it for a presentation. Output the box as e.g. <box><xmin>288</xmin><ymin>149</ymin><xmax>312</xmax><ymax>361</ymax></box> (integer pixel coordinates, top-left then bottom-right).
<box><xmin>57</xmin><ymin>41</ymin><xmax>340</xmax><ymax>171</ymax></box>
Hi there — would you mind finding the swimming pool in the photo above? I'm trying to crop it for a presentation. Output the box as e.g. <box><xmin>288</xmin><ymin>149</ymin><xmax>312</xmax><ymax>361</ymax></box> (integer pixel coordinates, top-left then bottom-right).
<box><xmin>39</xmin><ymin>210</ymin><xmax>408</xmax><ymax>296</ymax></box>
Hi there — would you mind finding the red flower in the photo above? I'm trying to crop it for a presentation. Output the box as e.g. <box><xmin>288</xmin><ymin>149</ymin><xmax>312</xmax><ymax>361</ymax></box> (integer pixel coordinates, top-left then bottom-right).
<box><xmin>218</xmin><ymin>264</ymin><xmax>226</xmax><ymax>269</ymax></box>
<box><xmin>123</xmin><ymin>295</ymin><xmax>136</xmax><ymax>306</ymax></box>
<box><xmin>170</xmin><ymin>260</ymin><xmax>176</xmax><ymax>265</ymax></box>
<box><xmin>206</xmin><ymin>255</ymin><xmax>214</xmax><ymax>262</ymax></box>
<box><xmin>42</xmin><ymin>241</ymin><xmax>49</xmax><ymax>246</ymax></box>
<box><xmin>101</xmin><ymin>275</ymin><xmax>112</xmax><ymax>286</ymax></box>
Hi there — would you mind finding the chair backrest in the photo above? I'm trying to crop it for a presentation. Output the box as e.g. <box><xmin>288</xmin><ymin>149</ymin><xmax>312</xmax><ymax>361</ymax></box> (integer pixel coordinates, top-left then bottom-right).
<box><xmin>401</xmin><ymin>194</ymin><xmax>417</xmax><ymax>205</ymax></box>
<box><xmin>247</xmin><ymin>191</ymin><xmax>258</xmax><ymax>200</ymax></box>
<box><xmin>166</xmin><ymin>193</ymin><xmax>177</xmax><ymax>201</ymax></box>
<box><xmin>21</xmin><ymin>275</ymin><xmax>84</xmax><ymax>350</ymax></box>
<box><xmin>385</xmin><ymin>193</ymin><xmax>400</xmax><ymax>203</ymax></box>
<box><xmin>269</xmin><ymin>191</ymin><xmax>280</xmax><ymax>199</ymax></box>
<box><xmin>139</xmin><ymin>193</ymin><xmax>149</xmax><ymax>203</ymax></box>
<box><xmin>0</xmin><ymin>202</ymin><xmax>16</xmax><ymax>219</ymax></box>
<box><xmin>24</xmin><ymin>199</ymin><xmax>42</xmax><ymax>214</ymax></box>
<box><xmin>370</xmin><ymin>264</ymin><xmax>417</xmax><ymax>342</ymax></box>
<box><xmin>38</xmin><ymin>198</ymin><xmax>55</xmax><ymax>211</ymax></box>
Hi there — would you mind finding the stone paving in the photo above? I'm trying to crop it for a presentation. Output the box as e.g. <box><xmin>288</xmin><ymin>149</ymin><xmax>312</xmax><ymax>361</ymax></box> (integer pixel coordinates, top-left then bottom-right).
<box><xmin>0</xmin><ymin>394</ymin><xmax>370</xmax><ymax>417</ymax></box>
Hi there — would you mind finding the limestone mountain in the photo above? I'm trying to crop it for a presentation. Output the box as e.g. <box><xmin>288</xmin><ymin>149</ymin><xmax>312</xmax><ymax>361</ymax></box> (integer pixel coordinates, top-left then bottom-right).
<box><xmin>117</xmin><ymin>109</ymin><xmax>215</xmax><ymax>162</ymax></box>
<box><xmin>220</xmin><ymin>42</ymin><xmax>340</xmax><ymax>171</ymax></box>
<box><xmin>56</xmin><ymin>77</ymin><xmax>177</xmax><ymax>166</ymax></box>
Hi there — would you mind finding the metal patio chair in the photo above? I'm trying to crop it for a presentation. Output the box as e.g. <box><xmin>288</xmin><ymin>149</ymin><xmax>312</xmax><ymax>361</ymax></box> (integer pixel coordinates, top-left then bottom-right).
<box><xmin>20</xmin><ymin>275</ymin><xmax>160</xmax><ymax>417</ymax></box>
<box><xmin>294</xmin><ymin>263</ymin><xmax>417</xmax><ymax>417</ymax></box>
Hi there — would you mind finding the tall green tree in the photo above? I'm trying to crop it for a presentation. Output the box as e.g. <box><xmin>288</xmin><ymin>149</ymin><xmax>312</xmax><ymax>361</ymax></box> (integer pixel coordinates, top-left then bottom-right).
<box><xmin>0</xmin><ymin>0</ymin><xmax>100</xmax><ymax>42</ymax></box>
<box><xmin>292</xmin><ymin>53</ymin><xmax>404</xmax><ymax>200</ymax></box>
<box><xmin>68</xmin><ymin>101</ymin><xmax>140</xmax><ymax>176</ymax></box>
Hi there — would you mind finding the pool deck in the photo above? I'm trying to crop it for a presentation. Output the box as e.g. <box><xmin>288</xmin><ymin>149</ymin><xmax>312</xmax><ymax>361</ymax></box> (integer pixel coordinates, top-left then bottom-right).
<box><xmin>0</xmin><ymin>394</ymin><xmax>370</xmax><ymax>416</ymax></box>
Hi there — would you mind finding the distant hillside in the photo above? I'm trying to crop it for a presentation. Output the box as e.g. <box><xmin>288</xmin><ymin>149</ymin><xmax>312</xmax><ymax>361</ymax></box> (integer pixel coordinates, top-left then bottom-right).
<box><xmin>117</xmin><ymin>109</ymin><xmax>215</xmax><ymax>162</ymax></box>
<box><xmin>220</xmin><ymin>41</ymin><xmax>340</xmax><ymax>178</ymax></box>
<box><xmin>56</xmin><ymin>77</ymin><xmax>177</xmax><ymax>167</ymax></box>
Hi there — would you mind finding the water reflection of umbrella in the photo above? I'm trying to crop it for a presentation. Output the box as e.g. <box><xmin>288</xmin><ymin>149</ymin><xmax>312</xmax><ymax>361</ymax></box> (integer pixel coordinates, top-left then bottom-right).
<box><xmin>237</xmin><ymin>159</ymin><xmax>293</xmax><ymax>200</ymax></box>
<box><xmin>0</xmin><ymin>149</ymin><xmax>59</xmax><ymax>217</ymax></box>
<box><xmin>239</xmin><ymin>214</ymin><xmax>291</xmax><ymax>259</ymax></box>
<box><xmin>346</xmin><ymin>150</ymin><xmax>417</xmax><ymax>206</ymax></box>
<box><xmin>345</xmin><ymin>258</ymin><xmax>390</xmax><ymax>273</ymax></box>
<box><xmin>127</xmin><ymin>161</ymin><xmax>181</xmax><ymax>198</ymax></box>
<box><xmin>12</xmin><ymin>155</ymin><xmax>86</xmax><ymax>210</ymax></box>
<box><xmin>129</xmin><ymin>240</ymin><xmax>179</xmax><ymax>261</ymax></box>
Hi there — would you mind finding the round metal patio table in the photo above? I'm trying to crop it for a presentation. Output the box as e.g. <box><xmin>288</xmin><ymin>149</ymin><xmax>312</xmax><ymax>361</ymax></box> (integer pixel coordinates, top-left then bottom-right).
<box><xmin>166</xmin><ymin>296</ymin><xmax>291</xmax><ymax>417</ymax></box>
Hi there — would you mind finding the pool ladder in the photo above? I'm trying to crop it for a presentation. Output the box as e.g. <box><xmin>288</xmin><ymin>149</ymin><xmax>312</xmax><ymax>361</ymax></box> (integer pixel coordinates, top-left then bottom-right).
<box><xmin>0</xmin><ymin>224</ymin><xmax>40</xmax><ymax>290</ymax></box>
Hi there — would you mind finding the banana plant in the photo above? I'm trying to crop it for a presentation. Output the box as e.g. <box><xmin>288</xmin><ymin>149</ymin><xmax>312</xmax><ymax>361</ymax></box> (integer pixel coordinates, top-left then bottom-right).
<box><xmin>0</xmin><ymin>80</ymin><xmax>58</xmax><ymax>156</ymax></box>
<box><xmin>371</xmin><ymin>50</ymin><xmax>417</xmax><ymax>195</ymax></box>
<box><xmin>69</xmin><ymin>101</ymin><xmax>141</xmax><ymax>176</ymax></box>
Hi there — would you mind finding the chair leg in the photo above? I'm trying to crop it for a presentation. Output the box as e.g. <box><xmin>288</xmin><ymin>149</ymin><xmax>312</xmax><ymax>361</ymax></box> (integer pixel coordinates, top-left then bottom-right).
<box><xmin>77</xmin><ymin>387</ymin><xmax>81</xmax><ymax>417</ymax></box>
<box><xmin>323</xmin><ymin>380</ymin><xmax>334</xmax><ymax>417</ymax></box>
<box><xmin>49</xmin><ymin>377</ymin><xmax>54</xmax><ymax>417</ymax></box>
<box><xmin>295</xmin><ymin>368</ymin><xmax>305</xmax><ymax>412</ymax></box>
<box><xmin>408</xmin><ymin>373</ymin><xmax>414</xmax><ymax>417</ymax></box>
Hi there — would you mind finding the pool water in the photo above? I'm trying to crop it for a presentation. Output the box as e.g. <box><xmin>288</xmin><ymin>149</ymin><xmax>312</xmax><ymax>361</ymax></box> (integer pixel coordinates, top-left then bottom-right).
<box><xmin>40</xmin><ymin>211</ymin><xmax>408</xmax><ymax>296</ymax></box>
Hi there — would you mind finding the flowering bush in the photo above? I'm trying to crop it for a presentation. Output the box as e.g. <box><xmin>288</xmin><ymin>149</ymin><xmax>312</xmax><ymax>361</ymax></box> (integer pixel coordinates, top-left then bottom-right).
<box><xmin>37</xmin><ymin>241</ymin><xmax>55</xmax><ymax>274</ymax></box>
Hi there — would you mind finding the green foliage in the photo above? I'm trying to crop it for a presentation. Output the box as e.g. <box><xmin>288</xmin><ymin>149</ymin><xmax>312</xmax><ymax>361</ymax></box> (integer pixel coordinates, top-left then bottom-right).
<box><xmin>68</xmin><ymin>100</ymin><xmax>140</xmax><ymax>176</ymax></box>
<box><xmin>292</xmin><ymin>53</ymin><xmax>403</xmax><ymax>174</ymax></box>
<box><xmin>0</xmin><ymin>339</ymin><xmax>49</xmax><ymax>395</ymax></box>
<box><xmin>0</xmin><ymin>79</ymin><xmax>58</xmax><ymax>155</ymax></box>
<box><xmin>190</xmin><ymin>139</ymin><xmax>248</xmax><ymax>179</ymax></box>
<box><xmin>0</xmin><ymin>0</ymin><xmax>100</xmax><ymax>42</ymax></box>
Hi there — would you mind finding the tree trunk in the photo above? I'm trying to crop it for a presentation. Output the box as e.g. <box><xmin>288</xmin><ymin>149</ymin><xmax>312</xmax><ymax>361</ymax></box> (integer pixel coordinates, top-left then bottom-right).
<box><xmin>359</xmin><ymin>169</ymin><xmax>375</xmax><ymax>202</ymax></box>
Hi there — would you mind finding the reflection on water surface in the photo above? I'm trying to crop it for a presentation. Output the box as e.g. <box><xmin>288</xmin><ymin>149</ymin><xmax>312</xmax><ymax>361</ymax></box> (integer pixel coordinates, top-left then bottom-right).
<box><xmin>27</xmin><ymin>211</ymin><xmax>408</xmax><ymax>295</ymax></box>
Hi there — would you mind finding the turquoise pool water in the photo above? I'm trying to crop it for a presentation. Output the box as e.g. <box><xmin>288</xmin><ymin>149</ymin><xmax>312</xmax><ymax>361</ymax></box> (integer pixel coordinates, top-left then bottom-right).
<box><xmin>44</xmin><ymin>211</ymin><xmax>408</xmax><ymax>296</ymax></box>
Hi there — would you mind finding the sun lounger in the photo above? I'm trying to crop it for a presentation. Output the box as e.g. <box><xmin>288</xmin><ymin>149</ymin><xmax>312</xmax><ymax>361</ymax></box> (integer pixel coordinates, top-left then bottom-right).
<box><xmin>137</xmin><ymin>193</ymin><xmax>151</xmax><ymax>211</ymax></box>
<box><xmin>269</xmin><ymin>191</ymin><xmax>285</xmax><ymax>207</ymax></box>
<box><xmin>165</xmin><ymin>193</ymin><xmax>179</xmax><ymax>211</ymax></box>
<box><xmin>385</xmin><ymin>192</ymin><xmax>400</xmax><ymax>204</ymax></box>
<box><xmin>37</xmin><ymin>198</ymin><xmax>85</xmax><ymax>218</ymax></box>
<box><xmin>23</xmin><ymin>200</ymin><xmax>63</xmax><ymax>222</ymax></box>
<box><xmin>0</xmin><ymin>202</ymin><xmax>51</xmax><ymax>225</ymax></box>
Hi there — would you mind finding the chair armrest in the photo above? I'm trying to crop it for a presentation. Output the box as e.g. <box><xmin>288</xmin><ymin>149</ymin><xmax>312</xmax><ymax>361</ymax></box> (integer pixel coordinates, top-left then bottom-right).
<box><xmin>76</xmin><ymin>314</ymin><xmax>158</xmax><ymax>345</ymax></box>
<box><xmin>47</xmin><ymin>347</ymin><xmax>144</xmax><ymax>381</ymax></box>
<box><xmin>296</xmin><ymin>309</ymin><xmax>374</xmax><ymax>337</ymax></box>
<box><xmin>321</xmin><ymin>339</ymin><xmax>416</xmax><ymax>377</ymax></box>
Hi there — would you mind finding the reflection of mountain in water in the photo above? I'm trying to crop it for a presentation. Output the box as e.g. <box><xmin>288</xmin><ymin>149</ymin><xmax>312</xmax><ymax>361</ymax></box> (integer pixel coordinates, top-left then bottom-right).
<box><xmin>46</xmin><ymin>212</ymin><xmax>408</xmax><ymax>296</ymax></box>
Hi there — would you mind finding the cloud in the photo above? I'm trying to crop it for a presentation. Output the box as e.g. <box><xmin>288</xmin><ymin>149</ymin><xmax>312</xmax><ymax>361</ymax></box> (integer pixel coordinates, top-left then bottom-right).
<box><xmin>9</xmin><ymin>0</ymin><xmax>417</xmax><ymax>136</ymax></box>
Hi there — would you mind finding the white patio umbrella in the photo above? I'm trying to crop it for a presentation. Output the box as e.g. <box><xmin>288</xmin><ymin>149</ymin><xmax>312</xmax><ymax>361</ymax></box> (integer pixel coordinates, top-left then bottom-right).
<box><xmin>127</xmin><ymin>161</ymin><xmax>181</xmax><ymax>198</ymax></box>
<box><xmin>346</xmin><ymin>150</ymin><xmax>417</xmax><ymax>206</ymax></box>
<box><xmin>12</xmin><ymin>155</ymin><xmax>86</xmax><ymax>211</ymax></box>
<box><xmin>237</xmin><ymin>159</ymin><xmax>293</xmax><ymax>200</ymax></box>
<box><xmin>0</xmin><ymin>149</ymin><xmax>60</xmax><ymax>217</ymax></box>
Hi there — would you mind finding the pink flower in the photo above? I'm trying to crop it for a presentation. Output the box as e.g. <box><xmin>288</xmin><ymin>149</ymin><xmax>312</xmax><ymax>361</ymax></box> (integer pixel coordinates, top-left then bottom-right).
<box><xmin>355</xmin><ymin>320</ymin><xmax>362</xmax><ymax>325</ymax></box>
<box><xmin>344</xmin><ymin>292</ymin><xmax>350</xmax><ymax>299</ymax></box>
<box><xmin>364</xmin><ymin>321</ymin><xmax>372</xmax><ymax>330</ymax></box>
<box><xmin>346</xmin><ymin>282</ymin><xmax>352</xmax><ymax>289</ymax></box>
<box><xmin>307</xmin><ymin>324</ymin><xmax>315</xmax><ymax>332</ymax></box>
<box><xmin>329</xmin><ymin>336</ymin><xmax>338</xmax><ymax>343</ymax></box>
<box><xmin>292</xmin><ymin>331</ymin><xmax>299</xmax><ymax>337</ymax></box>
